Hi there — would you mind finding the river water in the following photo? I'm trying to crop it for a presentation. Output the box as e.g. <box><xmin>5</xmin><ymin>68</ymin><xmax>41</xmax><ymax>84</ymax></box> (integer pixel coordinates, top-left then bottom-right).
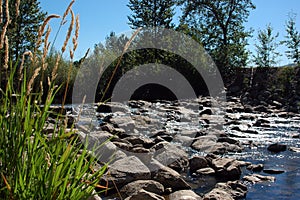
<box><xmin>73</xmin><ymin>100</ymin><xmax>300</xmax><ymax>200</ymax></box>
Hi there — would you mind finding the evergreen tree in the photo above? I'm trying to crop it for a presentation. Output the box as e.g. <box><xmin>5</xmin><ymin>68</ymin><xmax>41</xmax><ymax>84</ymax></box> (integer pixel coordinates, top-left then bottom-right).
<box><xmin>1</xmin><ymin>0</ymin><xmax>46</xmax><ymax>61</ymax></box>
<box><xmin>127</xmin><ymin>0</ymin><xmax>176</xmax><ymax>29</ymax></box>
<box><xmin>253</xmin><ymin>24</ymin><xmax>281</xmax><ymax>67</ymax></box>
<box><xmin>281</xmin><ymin>12</ymin><xmax>300</xmax><ymax>65</ymax></box>
<box><xmin>178</xmin><ymin>0</ymin><xmax>255</xmax><ymax>78</ymax></box>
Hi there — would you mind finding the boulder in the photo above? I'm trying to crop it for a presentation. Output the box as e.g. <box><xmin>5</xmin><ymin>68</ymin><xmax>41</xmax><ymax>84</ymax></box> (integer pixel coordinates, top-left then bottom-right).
<box><xmin>289</xmin><ymin>147</ymin><xmax>300</xmax><ymax>153</ymax></box>
<box><xmin>267</xmin><ymin>143</ymin><xmax>287</xmax><ymax>153</ymax></box>
<box><xmin>191</xmin><ymin>135</ymin><xmax>218</xmax><ymax>153</ymax></box>
<box><xmin>243</xmin><ymin>174</ymin><xmax>275</xmax><ymax>184</ymax></box>
<box><xmin>120</xmin><ymin>180</ymin><xmax>164</xmax><ymax>198</ymax></box>
<box><xmin>210</xmin><ymin>181</ymin><xmax>247</xmax><ymax>199</ymax></box>
<box><xmin>211</xmin><ymin>158</ymin><xmax>242</xmax><ymax>180</ymax></box>
<box><xmin>110</xmin><ymin>116</ymin><xmax>135</xmax><ymax>131</ymax></box>
<box><xmin>102</xmin><ymin>156</ymin><xmax>151</xmax><ymax>188</ymax></box>
<box><xmin>246</xmin><ymin>164</ymin><xmax>264</xmax><ymax>172</ymax></box>
<box><xmin>169</xmin><ymin>190</ymin><xmax>202</xmax><ymax>200</ymax></box>
<box><xmin>203</xmin><ymin>188</ymin><xmax>234</xmax><ymax>200</ymax></box>
<box><xmin>154</xmin><ymin>144</ymin><xmax>189</xmax><ymax>172</ymax></box>
<box><xmin>150</xmin><ymin>159</ymin><xmax>191</xmax><ymax>191</ymax></box>
<box><xmin>189</xmin><ymin>156</ymin><xmax>208</xmax><ymax>173</ymax></box>
<box><xmin>124</xmin><ymin>189</ymin><xmax>165</xmax><ymax>200</ymax></box>
<box><xmin>195</xmin><ymin>168</ymin><xmax>215</xmax><ymax>176</ymax></box>
<box><xmin>263</xmin><ymin>169</ymin><xmax>285</xmax><ymax>174</ymax></box>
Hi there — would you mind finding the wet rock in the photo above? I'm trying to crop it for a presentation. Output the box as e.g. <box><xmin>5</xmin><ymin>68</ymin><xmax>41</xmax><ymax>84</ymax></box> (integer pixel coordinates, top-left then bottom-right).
<box><xmin>203</xmin><ymin>180</ymin><xmax>247</xmax><ymax>200</ymax></box>
<box><xmin>124</xmin><ymin>189</ymin><xmax>165</xmax><ymax>200</ymax></box>
<box><xmin>195</xmin><ymin>168</ymin><xmax>215</xmax><ymax>176</ymax></box>
<box><xmin>154</xmin><ymin>144</ymin><xmax>189</xmax><ymax>172</ymax></box>
<box><xmin>102</xmin><ymin>156</ymin><xmax>151</xmax><ymax>188</ymax></box>
<box><xmin>87</xmin><ymin>195</ymin><xmax>102</xmax><ymax>200</ymax></box>
<box><xmin>263</xmin><ymin>169</ymin><xmax>285</xmax><ymax>174</ymax></box>
<box><xmin>120</xmin><ymin>180</ymin><xmax>164</xmax><ymax>198</ymax></box>
<box><xmin>246</xmin><ymin>164</ymin><xmax>264</xmax><ymax>172</ymax></box>
<box><xmin>267</xmin><ymin>143</ymin><xmax>287</xmax><ymax>153</ymax></box>
<box><xmin>110</xmin><ymin>116</ymin><xmax>135</xmax><ymax>131</ymax></box>
<box><xmin>81</xmin><ymin>131</ymin><xmax>120</xmax><ymax>162</ymax></box>
<box><xmin>191</xmin><ymin>135</ymin><xmax>218</xmax><ymax>153</ymax></box>
<box><xmin>169</xmin><ymin>190</ymin><xmax>202</xmax><ymax>200</ymax></box>
<box><xmin>126</xmin><ymin>136</ymin><xmax>155</xmax><ymax>148</ymax></box>
<box><xmin>189</xmin><ymin>156</ymin><xmax>208</xmax><ymax>173</ymax></box>
<box><xmin>217</xmin><ymin>137</ymin><xmax>240</xmax><ymax>145</ymax></box>
<box><xmin>200</xmin><ymin>108</ymin><xmax>213</xmax><ymax>115</ymax></box>
<box><xmin>150</xmin><ymin>159</ymin><xmax>191</xmax><ymax>191</ymax></box>
<box><xmin>289</xmin><ymin>147</ymin><xmax>300</xmax><ymax>153</ymax></box>
<box><xmin>203</xmin><ymin>188</ymin><xmax>234</xmax><ymax>200</ymax></box>
<box><xmin>243</xmin><ymin>174</ymin><xmax>275</xmax><ymax>183</ymax></box>
<box><xmin>211</xmin><ymin>158</ymin><xmax>242</xmax><ymax>180</ymax></box>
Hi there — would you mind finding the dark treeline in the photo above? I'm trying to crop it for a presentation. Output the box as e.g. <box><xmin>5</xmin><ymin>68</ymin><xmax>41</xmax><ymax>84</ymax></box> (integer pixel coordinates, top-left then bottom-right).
<box><xmin>1</xmin><ymin>0</ymin><xmax>300</xmax><ymax>104</ymax></box>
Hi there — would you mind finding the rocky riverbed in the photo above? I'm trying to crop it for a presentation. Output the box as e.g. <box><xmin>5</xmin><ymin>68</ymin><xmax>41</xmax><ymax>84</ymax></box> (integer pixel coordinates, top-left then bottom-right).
<box><xmin>58</xmin><ymin>96</ymin><xmax>300</xmax><ymax>200</ymax></box>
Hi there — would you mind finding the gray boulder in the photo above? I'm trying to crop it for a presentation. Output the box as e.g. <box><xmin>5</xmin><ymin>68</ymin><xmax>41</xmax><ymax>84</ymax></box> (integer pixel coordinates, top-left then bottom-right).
<box><xmin>120</xmin><ymin>180</ymin><xmax>164</xmax><ymax>198</ymax></box>
<box><xmin>169</xmin><ymin>190</ymin><xmax>202</xmax><ymax>200</ymax></box>
<box><xmin>124</xmin><ymin>189</ymin><xmax>165</xmax><ymax>200</ymax></box>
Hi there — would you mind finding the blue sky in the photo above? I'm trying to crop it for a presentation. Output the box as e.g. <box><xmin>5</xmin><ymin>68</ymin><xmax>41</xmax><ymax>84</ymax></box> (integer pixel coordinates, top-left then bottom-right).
<box><xmin>39</xmin><ymin>0</ymin><xmax>300</xmax><ymax>66</ymax></box>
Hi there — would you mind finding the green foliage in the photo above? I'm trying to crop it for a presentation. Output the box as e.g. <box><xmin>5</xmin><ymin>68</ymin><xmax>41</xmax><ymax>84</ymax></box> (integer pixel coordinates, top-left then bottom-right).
<box><xmin>253</xmin><ymin>24</ymin><xmax>281</xmax><ymax>67</ymax></box>
<box><xmin>178</xmin><ymin>0</ymin><xmax>255</xmax><ymax>78</ymax></box>
<box><xmin>281</xmin><ymin>12</ymin><xmax>300</xmax><ymax>65</ymax></box>
<box><xmin>0</xmin><ymin>62</ymin><xmax>106</xmax><ymax>199</ymax></box>
<box><xmin>127</xmin><ymin>0</ymin><xmax>176</xmax><ymax>29</ymax></box>
<box><xmin>0</xmin><ymin>0</ymin><xmax>46</xmax><ymax>61</ymax></box>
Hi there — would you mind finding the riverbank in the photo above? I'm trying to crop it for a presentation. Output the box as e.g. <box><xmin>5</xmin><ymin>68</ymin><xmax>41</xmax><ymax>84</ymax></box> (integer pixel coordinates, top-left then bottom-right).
<box><xmin>48</xmin><ymin>94</ymin><xmax>300</xmax><ymax>200</ymax></box>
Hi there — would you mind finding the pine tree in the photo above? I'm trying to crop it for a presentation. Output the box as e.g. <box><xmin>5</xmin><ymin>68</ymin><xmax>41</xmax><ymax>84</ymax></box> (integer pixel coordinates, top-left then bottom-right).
<box><xmin>127</xmin><ymin>0</ymin><xmax>176</xmax><ymax>29</ymax></box>
<box><xmin>178</xmin><ymin>0</ymin><xmax>255</xmax><ymax>78</ymax></box>
<box><xmin>1</xmin><ymin>0</ymin><xmax>46</xmax><ymax>61</ymax></box>
<box><xmin>282</xmin><ymin>12</ymin><xmax>300</xmax><ymax>65</ymax></box>
<box><xmin>253</xmin><ymin>24</ymin><xmax>281</xmax><ymax>67</ymax></box>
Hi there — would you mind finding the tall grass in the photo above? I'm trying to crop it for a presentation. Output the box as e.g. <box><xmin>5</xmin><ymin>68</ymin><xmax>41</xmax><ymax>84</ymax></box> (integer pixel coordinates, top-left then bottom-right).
<box><xmin>0</xmin><ymin>1</ymin><xmax>107</xmax><ymax>199</ymax></box>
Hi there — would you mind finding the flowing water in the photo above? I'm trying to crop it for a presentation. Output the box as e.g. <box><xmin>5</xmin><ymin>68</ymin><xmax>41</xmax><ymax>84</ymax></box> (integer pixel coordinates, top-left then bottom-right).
<box><xmin>72</xmin><ymin>101</ymin><xmax>300</xmax><ymax>200</ymax></box>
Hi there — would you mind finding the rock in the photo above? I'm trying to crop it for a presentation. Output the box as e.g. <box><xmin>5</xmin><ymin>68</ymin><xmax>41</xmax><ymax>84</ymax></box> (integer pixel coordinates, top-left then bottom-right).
<box><xmin>243</xmin><ymin>174</ymin><xmax>275</xmax><ymax>184</ymax></box>
<box><xmin>102</xmin><ymin>156</ymin><xmax>151</xmax><ymax>188</ymax></box>
<box><xmin>191</xmin><ymin>135</ymin><xmax>218</xmax><ymax>153</ymax></box>
<box><xmin>263</xmin><ymin>169</ymin><xmax>285</xmax><ymax>174</ymax></box>
<box><xmin>154</xmin><ymin>144</ymin><xmax>189</xmax><ymax>172</ymax></box>
<box><xmin>126</xmin><ymin>136</ymin><xmax>155</xmax><ymax>148</ymax></box>
<box><xmin>87</xmin><ymin>195</ymin><xmax>102</xmax><ymax>200</ymax></box>
<box><xmin>211</xmin><ymin>158</ymin><xmax>242</xmax><ymax>180</ymax></box>
<box><xmin>195</xmin><ymin>168</ymin><xmax>215</xmax><ymax>176</ymax></box>
<box><xmin>169</xmin><ymin>190</ymin><xmax>202</xmax><ymax>200</ymax></box>
<box><xmin>124</xmin><ymin>189</ymin><xmax>165</xmax><ymax>200</ymax></box>
<box><xmin>217</xmin><ymin>137</ymin><xmax>240</xmax><ymax>145</ymax></box>
<box><xmin>200</xmin><ymin>108</ymin><xmax>213</xmax><ymax>115</ymax></box>
<box><xmin>110</xmin><ymin>116</ymin><xmax>135</xmax><ymax>131</ymax></box>
<box><xmin>246</xmin><ymin>164</ymin><xmax>264</xmax><ymax>172</ymax></box>
<box><xmin>213</xmin><ymin>181</ymin><xmax>247</xmax><ymax>199</ymax></box>
<box><xmin>289</xmin><ymin>147</ymin><xmax>300</xmax><ymax>153</ymax></box>
<box><xmin>267</xmin><ymin>143</ymin><xmax>287</xmax><ymax>153</ymax></box>
<box><xmin>81</xmin><ymin>131</ymin><xmax>120</xmax><ymax>162</ymax></box>
<box><xmin>203</xmin><ymin>188</ymin><xmax>234</xmax><ymax>200</ymax></box>
<box><xmin>120</xmin><ymin>180</ymin><xmax>164</xmax><ymax>198</ymax></box>
<box><xmin>291</xmin><ymin>134</ymin><xmax>300</xmax><ymax>139</ymax></box>
<box><xmin>189</xmin><ymin>156</ymin><xmax>208</xmax><ymax>173</ymax></box>
<box><xmin>150</xmin><ymin>159</ymin><xmax>191</xmax><ymax>191</ymax></box>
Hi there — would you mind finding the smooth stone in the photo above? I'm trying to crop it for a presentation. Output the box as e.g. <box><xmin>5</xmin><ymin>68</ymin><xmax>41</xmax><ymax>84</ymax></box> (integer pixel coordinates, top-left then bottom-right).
<box><xmin>195</xmin><ymin>168</ymin><xmax>215</xmax><ymax>176</ymax></box>
<box><xmin>169</xmin><ymin>190</ymin><xmax>202</xmax><ymax>200</ymax></box>
<box><xmin>263</xmin><ymin>169</ymin><xmax>285</xmax><ymax>174</ymax></box>
<box><xmin>243</xmin><ymin>174</ymin><xmax>275</xmax><ymax>183</ymax></box>
<box><xmin>124</xmin><ymin>189</ymin><xmax>165</xmax><ymax>200</ymax></box>
<box><xmin>120</xmin><ymin>180</ymin><xmax>164</xmax><ymax>198</ymax></box>
<box><xmin>267</xmin><ymin>143</ymin><xmax>287</xmax><ymax>153</ymax></box>
<box><xmin>246</xmin><ymin>164</ymin><xmax>264</xmax><ymax>172</ymax></box>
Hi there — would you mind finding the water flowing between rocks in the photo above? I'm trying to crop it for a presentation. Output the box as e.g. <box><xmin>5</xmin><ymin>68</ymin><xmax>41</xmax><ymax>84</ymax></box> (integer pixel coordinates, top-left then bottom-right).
<box><xmin>71</xmin><ymin>97</ymin><xmax>300</xmax><ymax>199</ymax></box>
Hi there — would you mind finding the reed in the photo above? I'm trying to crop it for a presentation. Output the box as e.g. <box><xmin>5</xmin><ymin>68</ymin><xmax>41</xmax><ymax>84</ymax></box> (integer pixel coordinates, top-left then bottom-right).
<box><xmin>0</xmin><ymin>1</ymin><xmax>107</xmax><ymax>199</ymax></box>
